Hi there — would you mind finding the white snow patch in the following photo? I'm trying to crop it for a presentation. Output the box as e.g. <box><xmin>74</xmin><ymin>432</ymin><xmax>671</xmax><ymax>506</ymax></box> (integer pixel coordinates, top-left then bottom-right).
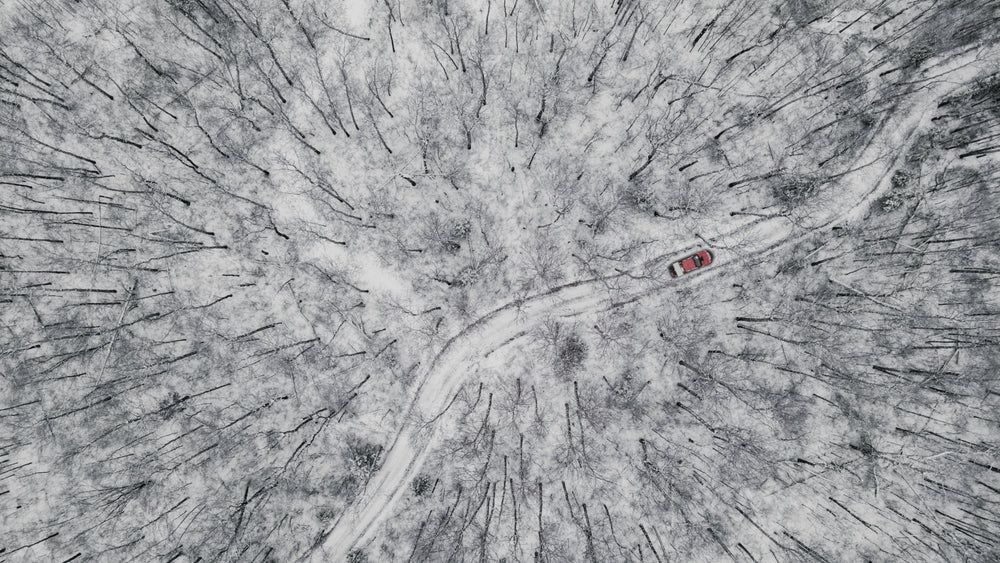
<box><xmin>342</xmin><ymin>1</ymin><xmax>371</xmax><ymax>29</ymax></box>
<box><xmin>355</xmin><ymin>250</ymin><xmax>411</xmax><ymax>299</ymax></box>
<box><xmin>307</xmin><ymin>240</ymin><xmax>412</xmax><ymax>303</ymax></box>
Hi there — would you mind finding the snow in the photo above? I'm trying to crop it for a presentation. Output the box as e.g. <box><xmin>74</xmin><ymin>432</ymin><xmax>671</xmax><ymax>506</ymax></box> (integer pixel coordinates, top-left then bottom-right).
<box><xmin>316</xmin><ymin>44</ymin><xmax>999</xmax><ymax>559</ymax></box>
<box><xmin>5</xmin><ymin>1</ymin><xmax>1000</xmax><ymax>560</ymax></box>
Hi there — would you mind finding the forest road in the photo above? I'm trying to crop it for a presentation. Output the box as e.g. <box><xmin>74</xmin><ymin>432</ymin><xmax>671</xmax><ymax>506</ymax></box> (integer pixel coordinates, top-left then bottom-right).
<box><xmin>310</xmin><ymin>49</ymin><xmax>990</xmax><ymax>562</ymax></box>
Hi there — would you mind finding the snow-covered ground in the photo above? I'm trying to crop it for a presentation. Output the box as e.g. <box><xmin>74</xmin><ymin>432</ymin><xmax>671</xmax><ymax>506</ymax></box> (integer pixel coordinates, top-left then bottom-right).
<box><xmin>4</xmin><ymin>1</ymin><xmax>999</xmax><ymax>560</ymax></box>
<box><xmin>313</xmin><ymin>46</ymin><xmax>994</xmax><ymax>560</ymax></box>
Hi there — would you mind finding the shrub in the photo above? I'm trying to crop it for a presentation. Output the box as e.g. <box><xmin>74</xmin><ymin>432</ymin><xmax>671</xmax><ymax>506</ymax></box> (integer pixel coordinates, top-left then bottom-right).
<box><xmin>442</xmin><ymin>219</ymin><xmax>472</xmax><ymax>253</ymax></box>
<box><xmin>556</xmin><ymin>333</ymin><xmax>588</xmax><ymax>374</ymax></box>
<box><xmin>412</xmin><ymin>474</ymin><xmax>433</xmax><ymax>496</ymax></box>
<box><xmin>771</xmin><ymin>176</ymin><xmax>820</xmax><ymax>205</ymax></box>
<box><xmin>876</xmin><ymin>170</ymin><xmax>914</xmax><ymax>212</ymax></box>
<box><xmin>619</xmin><ymin>181</ymin><xmax>656</xmax><ymax>213</ymax></box>
<box><xmin>347</xmin><ymin>441</ymin><xmax>383</xmax><ymax>474</ymax></box>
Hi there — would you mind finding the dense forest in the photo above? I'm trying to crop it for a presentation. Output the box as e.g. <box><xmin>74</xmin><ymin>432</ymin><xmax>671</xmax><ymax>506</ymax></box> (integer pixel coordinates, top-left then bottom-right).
<box><xmin>2</xmin><ymin>0</ymin><xmax>999</xmax><ymax>561</ymax></box>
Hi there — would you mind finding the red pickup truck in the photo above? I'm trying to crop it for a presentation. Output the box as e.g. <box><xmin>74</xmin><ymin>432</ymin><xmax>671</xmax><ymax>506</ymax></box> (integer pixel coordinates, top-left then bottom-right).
<box><xmin>669</xmin><ymin>249</ymin><xmax>712</xmax><ymax>278</ymax></box>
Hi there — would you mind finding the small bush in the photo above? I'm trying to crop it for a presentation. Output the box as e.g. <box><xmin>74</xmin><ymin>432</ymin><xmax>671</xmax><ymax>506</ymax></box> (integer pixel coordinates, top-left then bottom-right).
<box><xmin>890</xmin><ymin>170</ymin><xmax>911</xmax><ymax>191</ymax></box>
<box><xmin>452</xmin><ymin>265</ymin><xmax>480</xmax><ymax>287</ymax></box>
<box><xmin>412</xmin><ymin>474</ymin><xmax>433</xmax><ymax>496</ymax></box>
<box><xmin>441</xmin><ymin>219</ymin><xmax>472</xmax><ymax>253</ymax></box>
<box><xmin>610</xmin><ymin>370</ymin><xmax>634</xmax><ymax>398</ymax></box>
<box><xmin>316</xmin><ymin>506</ymin><xmax>338</xmax><ymax>522</ymax></box>
<box><xmin>854</xmin><ymin>433</ymin><xmax>879</xmax><ymax>458</ymax></box>
<box><xmin>556</xmin><ymin>333</ymin><xmax>588</xmax><ymax>374</ymax></box>
<box><xmin>878</xmin><ymin>193</ymin><xmax>906</xmax><ymax>212</ymax></box>
<box><xmin>449</xmin><ymin>219</ymin><xmax>472</xmax><ymax>241</ymax></box>
<box><xmin>347</xmin><ymin>549</ymin><xmax>369</xmax><ymax>563</ymax></box>
<box><xmin>347</xmin><ymin>441</ymin><xmax>383</xmax><ymax>474</ymax></box>
<box><xmin>771</xmin><ymin>176</ymin><xmax>820</xmax><ymax>205</ymax></box>
<box><xmin>876</xmin><ymin>170</ymin><xmax>915</xmax><ymax>212</ymax></box>
<box><xmin>620</xmin><ymin>182</ymin><xmax>656</xmax><ymax>212</ymax></box>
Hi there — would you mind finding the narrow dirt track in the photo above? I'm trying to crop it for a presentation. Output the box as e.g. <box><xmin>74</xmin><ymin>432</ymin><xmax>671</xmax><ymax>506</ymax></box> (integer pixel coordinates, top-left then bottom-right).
<box><xmin>311</xmin><ymin>50</ymin><xmax>991</xmax><ymax>562</ymax></box>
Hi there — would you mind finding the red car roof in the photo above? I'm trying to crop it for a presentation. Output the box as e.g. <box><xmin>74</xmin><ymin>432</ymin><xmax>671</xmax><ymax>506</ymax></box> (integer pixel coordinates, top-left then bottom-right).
<box><xmin>681</xmin><ymin>257</ymin><xmax>697</xmax><ymax>272</ymax></box>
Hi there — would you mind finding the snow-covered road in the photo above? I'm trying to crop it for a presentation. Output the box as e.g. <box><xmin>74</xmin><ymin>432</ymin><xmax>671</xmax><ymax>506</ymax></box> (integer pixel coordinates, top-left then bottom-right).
<box><xmin>311</xmin><ymin>49</ymin><xmax>990</xmax><ymax>562</ymax></box>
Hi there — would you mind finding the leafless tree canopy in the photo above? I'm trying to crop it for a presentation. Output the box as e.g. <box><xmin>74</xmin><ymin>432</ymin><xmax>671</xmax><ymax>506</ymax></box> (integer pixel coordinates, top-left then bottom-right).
<box><xmin>1</xmin><ymin>0</ymin><xmax>1000</xmax><ymax>561</ymax></box>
